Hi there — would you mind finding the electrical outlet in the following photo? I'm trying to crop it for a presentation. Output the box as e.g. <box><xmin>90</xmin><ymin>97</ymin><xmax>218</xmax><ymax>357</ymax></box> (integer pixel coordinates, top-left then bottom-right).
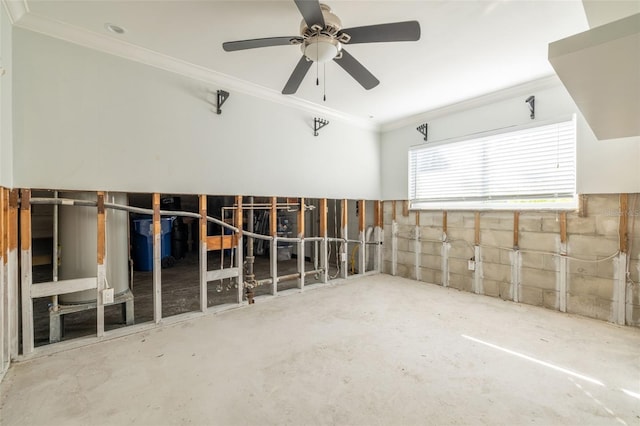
<box><xmin>467</xmin><ymin>259</ymin><xmax>476</xmax><ymax>271</ymax></box>
<box><xmin>103</xmin><ymin>288</ymin><xmax>114</xmax><ymax>304</ymax></box>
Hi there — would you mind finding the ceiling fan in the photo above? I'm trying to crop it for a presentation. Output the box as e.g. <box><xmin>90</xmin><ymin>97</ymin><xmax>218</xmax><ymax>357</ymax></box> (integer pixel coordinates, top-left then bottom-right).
<box><xmin>222</xmin><ymin>0</ymin><xmax>421</xmax><ymax>95</ymax></box>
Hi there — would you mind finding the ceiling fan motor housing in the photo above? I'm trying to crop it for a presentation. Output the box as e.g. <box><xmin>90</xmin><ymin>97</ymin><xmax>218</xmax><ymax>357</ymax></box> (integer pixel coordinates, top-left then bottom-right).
<box><xmin>300</xmin><ymin>3</ymin><xmax>345</xmax><ymax>63</ymax></box>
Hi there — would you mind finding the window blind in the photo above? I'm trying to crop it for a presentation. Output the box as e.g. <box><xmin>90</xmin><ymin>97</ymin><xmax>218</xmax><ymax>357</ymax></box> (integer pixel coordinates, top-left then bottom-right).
<box><xmin>409</xmin><ymin>116</ymin><xmax>576</xmax><ymax>209</ymax></box>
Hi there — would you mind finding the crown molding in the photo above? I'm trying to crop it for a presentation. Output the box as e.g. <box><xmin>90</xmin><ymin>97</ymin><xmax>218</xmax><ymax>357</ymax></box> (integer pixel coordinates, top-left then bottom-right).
<box><xmin>2</xmin><ymin>0</ymin><xmax>28</xmax><ymax>24</ymax></box>
<box><xmin>12</xmin><ymin>9</ymin><xmax>378</xmax><ymax>132</ymax></box>
<box><xmin>380</xmin><ymin>74</ymin><xmax>562</xmax><ymax>133</ymax></box>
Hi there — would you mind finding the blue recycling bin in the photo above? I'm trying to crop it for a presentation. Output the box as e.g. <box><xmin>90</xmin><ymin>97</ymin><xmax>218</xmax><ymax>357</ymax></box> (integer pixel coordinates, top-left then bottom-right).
<box><xmin>132</xmin><ymin>217</ymin><xmax>173</xmax><ymax>271</ymax></box>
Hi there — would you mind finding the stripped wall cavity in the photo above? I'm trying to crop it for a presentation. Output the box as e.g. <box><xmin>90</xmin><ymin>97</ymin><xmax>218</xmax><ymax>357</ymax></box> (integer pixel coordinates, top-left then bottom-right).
<box><xmin>384</xmin><ymin>194</ymin><xmax>640</xmax><ymax>327</ymax></box>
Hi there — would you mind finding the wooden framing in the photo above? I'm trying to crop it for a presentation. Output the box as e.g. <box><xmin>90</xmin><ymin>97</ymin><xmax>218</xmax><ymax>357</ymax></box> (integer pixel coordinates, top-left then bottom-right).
<box><xmin>374</xmin><ymin>201</ymin><xmax>383</xmax><ymax>272</ymax></box>
<box><xmin>619</xmin><ymin>194</ymin><xmax>628</xmax><ymax>253</ymax></box>
<box><xmin>8</xmin><ymin>189</ymin><xmax>18</xmax><ymax>358</ymax></box>
<box><xmin>559</xmin><ymin>212</ymin><xmax>567</xmax><ymax>244</ymax></box>
<box><xmin>474</xmin><ymin>212</ymin><xmax>481</xmax><ymax>245</ymax></box>
<box><xmin>392</xmin><ymin>200</ymin><xmax>396</xmax><ymax>222</ymax></box>
<box><xmin>442</xmin><ymin>211</ymin><xmax>448</xmax><ymax>236</ymax></box>
<box><xmin>206</xmin><ymin>235</ymin><xmax>237</xmax><ymax>251</ymax></box>
<box><xmin>1</xmin><ymin>188</ymin><xmax>6</xmax><ymax>372</ymax></box>
<box><xmin>152</xmin><ymin>193</ymin><xmax>162</xmax><ymax>323</ymax></box>
<box><xmin>402</xmin><ymin>200</ymin><xmax>409</xmax><ymax>217</ymax></box>
<box><xmin>20</xmin><ymin>189</ymin><xmax>33</xmax><ymax>354</ymax></box>
<box><xmin>96</xmin><ymin>192</ymin><xmax>106</xmax><ymax>336</ymax></box>
<box><xmin>513</xmin><ymin>212</ymin><xmax>520</xmax><ymax>248</ymax></box>
<box><xmin>199</xmin><ymin>195</ymin><xmax>207</xmax><ymax>312</ymax></box>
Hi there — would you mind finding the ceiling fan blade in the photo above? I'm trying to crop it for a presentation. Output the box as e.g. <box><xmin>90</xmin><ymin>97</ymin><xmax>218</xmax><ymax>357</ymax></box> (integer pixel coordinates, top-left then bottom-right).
<box><xmin>223</xmin><ymin>36</ymin><xmax>302</xmax><ymax>52</ymax></box>
<box><xmin>341</xmin><ymin>21</ymin><xmax>421</xmax><ymax>44</ymax></box>
<box><xmin>294</xmin><ymin>0</ymin><xmax>325</xmax><ymax>28</ymax></box>
<box><xmin>282</xmin><ymin>56</ymin><xmax>313</xmax><ymax>95</ymax></box>
<box><xmin>333</xmin><ymin>49</ymin><xmax>379</xmax><ymax>90</ymax></box>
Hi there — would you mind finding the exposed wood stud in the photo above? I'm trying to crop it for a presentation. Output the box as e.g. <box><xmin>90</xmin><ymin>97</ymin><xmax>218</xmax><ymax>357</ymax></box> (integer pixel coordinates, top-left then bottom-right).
<box><xmin>559</xmin><ymin>212</ymin><xmax>567</xmax><ymax>244</ymax></box>
<box><xmin>152</xmin><ymin>193</ymin><xmax>162</xmax><ymax>323</ymax></box>
<box><xmin>297</xmin><ymin>198</ymin><xmax>305</xmax><ymax>289</ymax></box>
<box><xmin>474</xmin><ymin>212</ymin><xmax>480</xmax><ymax>245</ymax></box>
<box><xmin>319</xmin><ymin>199</ymin><xmax>328</xmax><ymax>238</ymax></box>
<box><xmin>415</xmin><ymin>210</ymin><xmax>420</xmax><ymax>227</ymax></box>
<box><xmin>341</xmin><ymin>199</ymin><xmax>348</xmax><ymax>279</ymax></box>
<box><xmin>358</xmin><ymin>200</ymin><xmax>365</xmax><ymax>233</ymax></box>
<box><xmin>199</xmin><ymin>195</ymin><xmax>207</xmax><ymax>312</ymax></box>
<box><xmin>392</xmin><ymin>201</ymin><xmax>396</xmax><ymax>221</ymax></box>
<box><xmin>358</xmin><ymin>200</ymin><xmax>366</xmax><ymax>275</ymax></box>
<box><xmin>96</xmin><ymin>191</ymin><xmax>106</xmax><ymax>337</ymax></box>
<box><xmin>619</xmin><ymin>194</ymin><xmax>628</xmax><ymax>253</ymax></box>
<box><xmin>402</xmin><ymin>200</ymin><xmax>409</xmax><ymax>217</ymax></box>
<box><xmin>235</xmin><ymin>196</ymin><xmax>244</xmax><ymax>303</ymax></box>
<box><xmin>8</xmin><ymin>189</ymin><xmax>18</xmax><ymax>358</ymax></box>
<box><xmin>579</xmin><ymin>194</ymin><xmax>588</xmax><ymax>217</ymax></box>
<box><xmin>1</xmin><ymin>189</ymin><xmax>5</xmax><ymax>371</ymax></box>
<box><xmin>513</xmin><ymin>212</ymin><xmax>520</xmax><ymax>248</ymax></box>
<box><xmin>442</xmin><ymin>211</ymin><xmax>448</xmax><ymax>236</ymax></box>
<box><xmin>270</xmin><ymin>197</ymin><xmax>278</xmax><ymax>237</ymax></box>
<box><xmin>20</xmin><ymin>189</ymin><xmax>34</xmax><ymax>354</ymax></box>
<box><xmin>8</xmin><ymin>190</ymin><xmax>18</xmax><ymax>252</ymax></box>
<box><xmin>319</xmin><ymin>198</ymin><xmax>328</xmax><ymax>284</ymax></box>
<box><xmin>374</xmin><ymin>201</ymin><xmax>383</xmax><ymax>228</ymax></box>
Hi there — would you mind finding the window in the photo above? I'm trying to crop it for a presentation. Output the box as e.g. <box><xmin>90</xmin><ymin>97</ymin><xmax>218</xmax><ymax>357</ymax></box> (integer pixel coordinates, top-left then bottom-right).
<box><xmin>408</xmin><ymin>115</ymin><xmax>577</xmax><ymax>210</ymax></box>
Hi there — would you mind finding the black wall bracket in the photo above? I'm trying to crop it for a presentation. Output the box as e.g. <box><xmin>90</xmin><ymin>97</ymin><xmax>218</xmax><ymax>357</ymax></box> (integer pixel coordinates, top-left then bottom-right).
<box><xmin>525</xmin><ymin>95</ymin><xmax>535</xmax><ymax>120</ymax></box>
<box><xmin>417</xmin><ymin>123</ymin><xmax>428</xmax><ymax>141</ymax></box>
<box><xmin>314</xmin><ymin>117</ymin><xmax>329</xmax><ymax>136</ymax></box>
<box><xmin>216</xmin><ymin>90</ymin><xmax>229</xmax><ymax>115</ymax></box>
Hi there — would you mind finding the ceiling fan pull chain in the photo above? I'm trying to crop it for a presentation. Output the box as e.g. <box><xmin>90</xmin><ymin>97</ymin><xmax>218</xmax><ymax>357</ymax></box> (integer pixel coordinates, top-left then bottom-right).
<box><xmin>323</xmin><ymin>63</ymin><xmax>327</xmax><ymax>101</ymax></box>
<box><xmin>316</xmin><ymin>35</ymin><xmax>320</xmax><ymax>86</ymax></box>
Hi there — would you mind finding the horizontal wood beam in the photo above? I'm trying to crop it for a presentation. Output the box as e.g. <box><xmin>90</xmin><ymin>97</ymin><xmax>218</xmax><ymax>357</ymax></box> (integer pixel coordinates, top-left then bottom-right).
<box><xmin>206</xmin><ymin>235</ymin><xmax>238</xmax><ymax>251</ymax></box>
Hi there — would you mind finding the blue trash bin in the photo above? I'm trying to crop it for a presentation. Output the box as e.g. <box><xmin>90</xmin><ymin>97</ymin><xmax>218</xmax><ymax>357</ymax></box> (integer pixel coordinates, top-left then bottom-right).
<box><xmin>132</xmin><ymin>217</ymin><xmax>173</xmax><ymax>271</ymax></box>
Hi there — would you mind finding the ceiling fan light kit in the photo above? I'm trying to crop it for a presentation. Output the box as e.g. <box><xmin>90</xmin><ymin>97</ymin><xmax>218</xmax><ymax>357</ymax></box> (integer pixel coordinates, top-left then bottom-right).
<box><xmin>222</xmin><ymin>0</ymin><xmax>421</xmax><ymax>96</ymax></box>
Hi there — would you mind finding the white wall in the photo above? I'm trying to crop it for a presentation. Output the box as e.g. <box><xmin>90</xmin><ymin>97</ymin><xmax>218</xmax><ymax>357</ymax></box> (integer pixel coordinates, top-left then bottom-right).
<box><xmin>0</xmin><ymin>6</ymin><xmax>12</xmax><ymax>187</ymax></box>
<box><xmin>380</xmin><ymin>80</ymin><xmax>640</xmax><ymax>200</ymax></box>
<box><xmin>13</xmin><ymin>29</ymin><xmax>380</xmax><ymax>200</ymax></box>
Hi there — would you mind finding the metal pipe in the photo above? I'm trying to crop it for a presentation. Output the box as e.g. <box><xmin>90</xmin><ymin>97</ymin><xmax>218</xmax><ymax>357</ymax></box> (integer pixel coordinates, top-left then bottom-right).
<box><xmin>242</xmin><ymin>230</ymin><xmax>273</xmax><ymax>241</ymax></box>
<box><xmin>277</xmin><ymin>273</ymin><xmax>301</xmax><ymax>282</ymax></box>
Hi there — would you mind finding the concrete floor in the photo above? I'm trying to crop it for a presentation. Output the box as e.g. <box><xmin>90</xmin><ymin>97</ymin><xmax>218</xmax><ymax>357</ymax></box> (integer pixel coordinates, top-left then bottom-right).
<box><xmin>2</xmin><ymin>274</ymin><xmax>639</xmax><ymax>425</ymax></box>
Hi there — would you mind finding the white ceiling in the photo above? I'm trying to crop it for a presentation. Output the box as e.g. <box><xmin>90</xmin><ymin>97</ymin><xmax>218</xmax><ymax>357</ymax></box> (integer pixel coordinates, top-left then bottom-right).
<box><xmin>13</xmin><ymin>0</ymin><xmax>591</xmax><ymax>126</ymax></box>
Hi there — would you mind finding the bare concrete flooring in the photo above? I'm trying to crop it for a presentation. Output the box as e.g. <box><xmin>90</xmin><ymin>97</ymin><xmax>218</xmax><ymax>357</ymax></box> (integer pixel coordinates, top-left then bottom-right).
<box><xmin>2</xmin><ymin>274</ymin><xmax>640</xmax><ymax>425</ymax></box>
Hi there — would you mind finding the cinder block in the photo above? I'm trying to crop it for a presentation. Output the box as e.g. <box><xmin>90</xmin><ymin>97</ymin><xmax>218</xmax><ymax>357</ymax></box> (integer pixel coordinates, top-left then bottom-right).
<box><xmin>396</xmin><ymin>237</ymin><xmax>410</xmax><ymax>252</ymax></box>
<box><xmin>480</xmin><ymin>214</ymin><xmax>514</xmax><ymax>231</ymax></box>
<box><xmin>482</xmin><ymin>262</ymin><xmax>511</xmax><ymax>282</ymax></box>
<box><xmin>595</xmin><ymin>215</ymin><xmax>619</xmax><ymax>237</ymax></box>
<box><xmin>568</xmin><ymin>259</ymin><xmax>597</xmax><ymax>277</ymax></box>
<box><xmin>483</xmin><ymin>279</ymin><xmax>500</xmax><ymax>297</ymax></box>
<box><xmin>396</xmin><ymin>263</ymin><xmax>410</xmax><ymax>278</ymax></box>
<box><xmin>566</xmin><ymin>214</ymin><xmax>597</xmax><ymax>235</ymax></box>
<box><xmin>419</xmin><ymin>268</ymin><xmax>437</xmax><ymax>284</ymax></box>
<box><xmin>568</xmin><ymin>275</ymin><xmax>614</xmax><ymax>301</ymax></box>
<box><xmin>595</xmin><ymin>258</ymin><xmax>614</xmax><ymax>279</ymax></box>
<box><xmin>396</xmin><ymin>250</ymin><xmax>414</xmax><ymax>267</ymax></box>
<box><xmin>480</xmin><ymin>230</ymin><xmax>513</xmax><ymax>249</ymax></box>
<box><xmin>420</xmin><ymin>226</ymin><xmax>443</xmax><ymax>241</ymax></box>
<box><xmin>449</xmin><ymin>258</ymin><xmax>473</xmax><ymax>276</ymax></box>
<box><xmin>626</xmin><ymin>304</ymin><xmax>640</xmax><ymax>327</ymax></box>
<box><xmin>383</xmin><ymin>260</ymin><xmax>392</xmax><ymax>274</ymax></box>
<box><xmin>520</xmin><ymin>267</ymin><xmax>556</xmax><ymax>291</ymax></box>
<box><xmin>541</xmin><ymin>214</ymin><xmax>562</xmax><ymax>233</ymax></box>
<box><xmin>542</xmin><ymin>254</ymin><xmax>559</xmax><ymax>272</ymax></box>
<box><xmin>447</xmin><ymin>227</ymin><xmax>475</xmax><ymax>243</ymax></box>
<box><xmin>449</xmin><ymin>272</ymin><xmax>473</xmax><ymax>292</ymax></box>
<box><xmin>383</xmin><ymin>248</ymin><xmax>392</xmax><ymax>262</ymax></box>
<box><xmin>520</xmin><ymin>252</ymin><xmax>544</xmax><ymax>269</ymax></box>
<box><xmin>421</xmin><ymin>254</ymin><xmax>441</xmax><ymax>270</ymax></box>
<box><xmin>434</xmin><ymin>270</ymin><xmax>443</xmax><ymax>285</ymax></box>
<box><xmin>383</xmin><ymin>211</ymin><xmax>393</xmax><ymax>226</ymax></box>
<box><xmin>519</xmin><ymin>232</ymin><xmax>559</xmax><ymax>253</ymax></box>
<box><xmin>519</xmin><ymin>215</ymin><xmax>543</xmax><ymax>232</ymax></box>
<box><xmin>520</xmin><ymin>286</ymin><xmax>543</xmax><ymax>306</ymax></box>
<box><xmin>585</xmin><ymin>194</ymin><xmax>619</xmax><ymax>217</ymax></box>
<box><xmin>482</xmin><ymin>247</ymin><xmax>502</xmax><ymax>264</ymax></box>
<box><xmin>567</xmin><ymin>235</ymin><xmax>618</xmax><ymax>257</ymax></box>
<box><xmin>499</xmin><ymin>282</ymin><xmax>513</xmax><ymax>300</ymax></box>
<box><xmin>419</xmin><ymin>212</ymin><xmax>440</xmax><ymax>227</ymax></box>
<box><xmin>543</xmin><ymin>290</ymin><xmax>559</xmax><ymax>310</ymax></box>
<box><xmin>449</xmin><ymin>242</ymin><xmax>474</xmax><ymax>260</ymax></box>
<box><xmin>421</xmin><ymin>241</ymin><xmax>441</xmax><ymax>256</ymax></box>
<box><xmin>567</xmin><ymin>294</ymin><xmax>613</xmax><ymax>322</ymax></box>
<box><xmin>447</xmin><ymin>212</ymin><xmax>465</xmax><ymax>227</ymax></box>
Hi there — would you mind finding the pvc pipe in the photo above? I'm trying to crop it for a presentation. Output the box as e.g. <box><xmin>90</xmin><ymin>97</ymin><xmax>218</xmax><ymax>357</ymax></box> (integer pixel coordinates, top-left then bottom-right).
<box><xmin>52</xmin><ymin>191</ymin><xmax>59</xmax><ymax>312</ymax></box>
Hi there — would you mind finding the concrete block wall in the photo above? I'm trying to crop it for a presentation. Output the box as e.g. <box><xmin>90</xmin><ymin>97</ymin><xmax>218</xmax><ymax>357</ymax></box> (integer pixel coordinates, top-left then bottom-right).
<box><xmin>383</xmin><ymin>194</ymin><xmax>640</xmax><ymax>327</ymax></box>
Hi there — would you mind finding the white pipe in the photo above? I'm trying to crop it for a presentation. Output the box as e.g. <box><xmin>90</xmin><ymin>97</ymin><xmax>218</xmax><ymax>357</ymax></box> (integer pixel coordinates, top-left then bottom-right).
<box><xmin>52</xmin><ymin>191</ymin><xmax>59</xmax><ymax>311</ymax></box>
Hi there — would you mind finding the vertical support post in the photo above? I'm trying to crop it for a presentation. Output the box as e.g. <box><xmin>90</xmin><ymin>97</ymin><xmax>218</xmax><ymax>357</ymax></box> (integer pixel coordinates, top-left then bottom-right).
<box><xmin>340</xmin><ymin>199</ymin><xmax>348</xmax><ymax>279</ymax></box>
<box><xmin>152</xmin><ymin>193</ymin><xmax>162</xmax><ymax>324</ymax></box>
<box><xmin>473</xmin><ymin>212</ymin><xmax>483</xmax><ymax>295</ymax></box>
<box><xmin>512</xmin><ymin>212</ymin><xmax>521</xmax><ymax>302</ymax></box>
<box><xmin>558</xmin><ymin>212</ymin><xmax>568</xmax><ymax>312</ymax></box>
<box><xmin>358</xmin><ymin>200</ymin><xmax>366</xmax><ymax>275</ymax></box>
<box><xmin>414</xmin><ymin>211</ymin><xmax>421</xmax><ymax>281</ymax></box>
<box><xmin>441</xmin><ymin>211</ymin><xmax>449</xmax><ymax>287</ymax></box>
<box><xmin>1</xmin><ymin>189</ymin><xmax>6</xmax><ymax>370</ymax></box>
<box><xmin>20</xmin><ymin>189</ymin><xmax>34</xmax><ymax>354</ymax></box>
<box><xmin>391</xmin><ymin>201</ymin><xmax>397</xmax><ymax>276</ymax></box>
<box><xmin>8</xmin><ymin>190</ymin><xmax>18</xmax><ymax>358</ymax></box>
<box><xmin>199</xmin><ymin>195</ymin><xmax>207</xmax><ymax>312</ymax></box>
<box><xmin>235</xmin><ymin>196</ymin><xmax>244</xmax><ymax>303</ymax></box>
<box><xmin>319</xmin><ymin>198</ymin><xmax>328</xmax><ymax>283</ymax></box>
<box><xmin>96</xmin><ymin>191</ymin><xmax>106</xmax><ymax>337</ymax></box>
<box><xmin>270</xmin><ymin>197</ymin><xmax>278</xmax><ymax>294</ymax></box>
<box><xmin>373</xmin><ymin>201</ymin><xmax>383</xmax><ymax>273</ymax></box>
<box><xmin>614</xmin><ymin>194</ymin><xmax>628</xmax><ymax>325</ymax></box>
<box><xmin>297</xmin><ymin>198</ymin><xmax>305</xmax><ymax>289</ymax></box>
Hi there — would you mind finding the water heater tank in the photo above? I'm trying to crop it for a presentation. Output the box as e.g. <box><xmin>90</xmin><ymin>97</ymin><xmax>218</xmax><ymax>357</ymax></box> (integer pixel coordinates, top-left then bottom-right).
<box><xmin>59</xmin><ymin>192</ymin><xmax>129</xmax><ymax>304</ymax></box>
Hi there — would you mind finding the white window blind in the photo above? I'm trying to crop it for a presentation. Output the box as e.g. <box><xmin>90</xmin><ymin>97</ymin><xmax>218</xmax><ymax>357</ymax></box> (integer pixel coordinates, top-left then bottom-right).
<box><xmin>409</xmin><ymin>116</ymin><xmax>577</xmax><ymax>210</ymax></box>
